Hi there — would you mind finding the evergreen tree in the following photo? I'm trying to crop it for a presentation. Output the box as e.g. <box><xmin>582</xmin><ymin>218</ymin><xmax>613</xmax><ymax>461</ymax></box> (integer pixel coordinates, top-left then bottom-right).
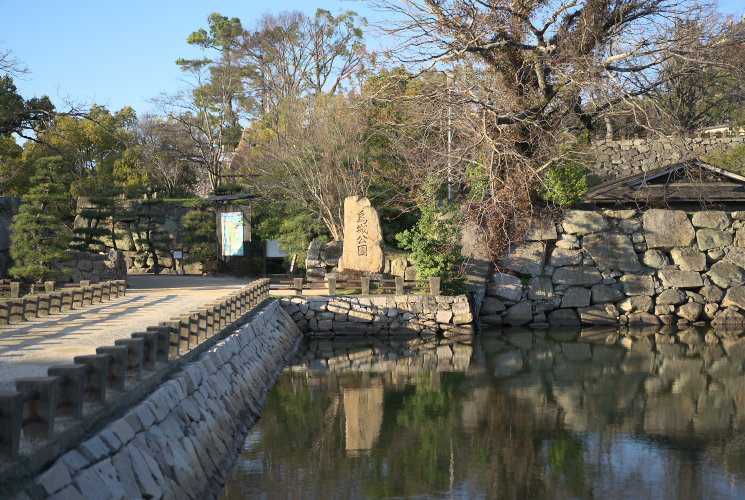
<box><xmin>71</xmin><ymin>185</ymin><xmax>124</xmax><ymax>252</ymax></box>
<box><xmin>129</xmin><ymin>198</ymin><xmax>172</xmax><ymax>274</ymax></box>
<box><xmin>9</xmin><ymin>156</ymin><xmax>73</xmax><ymax>282</ymax></box>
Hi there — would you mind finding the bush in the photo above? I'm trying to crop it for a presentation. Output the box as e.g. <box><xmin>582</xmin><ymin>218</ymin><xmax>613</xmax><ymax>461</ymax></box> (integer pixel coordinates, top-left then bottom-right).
<box><xmin>541</xmin><ymin>163</ymin><xmax>591</xmax><ymax>207</ymax></box>
<box><xmin>706</xmin><ymin>144</ymin><xmax>745</xmax><ymax>175</ymax></box>
<box><xmin>395</xmin><ymin>203</ymin><xmax>463</xmax><ymax>294</ymax></box>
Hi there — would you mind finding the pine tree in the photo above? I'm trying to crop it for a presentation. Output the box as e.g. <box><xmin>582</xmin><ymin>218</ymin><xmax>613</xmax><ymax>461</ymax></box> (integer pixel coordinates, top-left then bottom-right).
<box><xmin>9</xmin><ymin>156</ymin><xmax>73</xmax><ymax>283</ymax></box>
<box><xmin>71</xmin><ymin>185</ymin><xmax>124</xmax><ymax>252</ymax></box>
<box><xmin>129</xmin><ymin>198</ymin><xmax>172</xmax><ymax>274</ymax></box>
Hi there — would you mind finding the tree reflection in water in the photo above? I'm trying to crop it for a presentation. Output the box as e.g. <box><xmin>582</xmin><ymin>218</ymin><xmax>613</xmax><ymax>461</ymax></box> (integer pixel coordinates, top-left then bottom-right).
<box><xmin>220</xmin><ymin>326</ymin><xmax>745</xmax><ymax>500</ymax></box>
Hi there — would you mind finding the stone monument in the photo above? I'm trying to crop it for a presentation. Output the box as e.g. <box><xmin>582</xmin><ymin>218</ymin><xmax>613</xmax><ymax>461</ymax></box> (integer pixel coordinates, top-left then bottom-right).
<box><xmin>339</xmin><ymin>195</ymin><xmax>385</xmax><ymax>273</ymax></box>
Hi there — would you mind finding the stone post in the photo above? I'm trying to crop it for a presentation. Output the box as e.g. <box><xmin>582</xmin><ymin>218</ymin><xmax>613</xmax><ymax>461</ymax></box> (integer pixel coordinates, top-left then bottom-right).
<box><xmin>9</xmin><ymin>282</ymin><xmax>20</xmax><ymax>298</ymax></box>
<box><xmin>429</xmin><ymin>277</ymin><xmax>442</xmax><ymax>296</ymax></box>
<box><xmin>163</xmin><ymin>319</ymin><xmax>187</xmax><ymax>354</ymax></box>
<box><xmin>395</xmin><ymin>277</ymin><xmax>405</xmax><ymax>295</ymax></box>
<box><xmin>146</xmin><ymin>326</ymin><xmax>171</xmax><ymax>362</ymax></box>
<box><xmin>16</xmin><ymin>377</ymin><xmax>60</xmax><ymax>440</ymax></box>
<box><xmin>360</xmin><ymin>277</ymin><xmax>371</xmax><ymax>295</ymax></box>
<box><xmin>0</xmin><ymin>391</ymin><xmax>23</xmax><ymax>459</ymax></box>
<box><xmin>73</xmin><ymin>354</ymin><xmax>110</xmax><ymax>403</ymax></box>
<box><xmin>49</xmin><ymin>292</ymin><xmax>62</xmax><ymax>314</ymax></box>
<box><xmin>36</xmin><ymin>294</ymin><xmax>51</xmax><ymax>317</ymax></box>
<box><xmin>23</xmin><ymin>296</ymin><xmax>38</xmax><ymax>321</ymax></box>
<box><xmin>95</xmin><ymin>346</ymin><xmax>128</xmax><ymax>391</ymax></box>
<box><xmin>9</xmin><ymin>299</ymin><xmax>25</xmax><ymax>323</ymax></box>
<box><xmin>47</xmin><ymin>364</ymin><xmax>86</xmax><ymax>419</ymax></box>
<box><xmin>293</xmin><ymin>278</ymin><xmax>304</xmax><ymax>296</ymax></box>
<box><xmin>0</xmin><ymin>303</ymin><xmax>9</xmax><ymax>325</ymax></box>
<box><xmin>132</xmin><ymin>332</ymin><xmax>158</xmax><ymax>371</ymax></box>
<box><xmin>44</xmin><ymin>281</ymin><xmax>55</xmax><ymax>294</ymax></box>
<box><xmin>115</xmin><ymin>337</ymin><xmax>145</xmax><ymax>381</ymax></box>
<box><xmin>60</xmin><ymin>290</ymin><xmax>73</xmax><ymax>312</ymax></box>
<box><xmin>327</xmin><ymin>276</ymin><xmax>337</xmax><ymax>295</ymax></box>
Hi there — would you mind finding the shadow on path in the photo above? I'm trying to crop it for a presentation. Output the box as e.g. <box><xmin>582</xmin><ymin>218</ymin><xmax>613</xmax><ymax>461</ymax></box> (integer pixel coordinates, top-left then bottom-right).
<box><xmin>0</xmin><ymin>294</ymin><xmax>178</xmax><ymax>356</ymax></box>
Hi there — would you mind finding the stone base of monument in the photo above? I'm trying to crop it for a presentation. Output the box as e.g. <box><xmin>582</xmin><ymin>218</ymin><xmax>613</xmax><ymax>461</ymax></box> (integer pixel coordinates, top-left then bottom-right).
<box><xmin>306</xmin><ymin>241</ymin><xmax>417</xmax><ymax>280</ymax></box>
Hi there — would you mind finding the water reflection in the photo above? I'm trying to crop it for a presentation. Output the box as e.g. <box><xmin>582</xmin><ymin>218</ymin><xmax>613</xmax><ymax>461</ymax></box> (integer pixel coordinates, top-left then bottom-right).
<box><xmin>220</xmin><ymin>326</ymin><xmax>745</xmax><ymax>500</ymax></box>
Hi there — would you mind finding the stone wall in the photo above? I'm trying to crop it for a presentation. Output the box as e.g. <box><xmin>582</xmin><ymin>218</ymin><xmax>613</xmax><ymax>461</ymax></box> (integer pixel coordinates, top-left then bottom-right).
<box><xmin>280</xmin><ymin>295</ymin><xmax>473</xmax><ymax>337</ymax></box>
<box><xmin>590</xmin><ymin>135</ymin><xmax>745</xmax><ymax>180</ymax></box>
<box><xmin>16</xmin><ymin>300</ymin><xmax>302</xmax><ymax>500</ymax></box>
<box><xmin>66</xmin><ymin>250</ymin><xmax>127</xmax><ymax>282</ymax></box>
<box><xmin>481</xmin><ymin>208</ymin><xmax>745</xmax><ymax>329</ymax></box>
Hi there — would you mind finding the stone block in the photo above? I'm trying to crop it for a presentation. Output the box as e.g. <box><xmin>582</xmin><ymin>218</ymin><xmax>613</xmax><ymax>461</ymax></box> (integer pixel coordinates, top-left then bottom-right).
<box><xmin>561</xmin><ymin>287</ymin><xmax>591</xmax><ymax>308</ymax></box>
<box><xmin>590</xmin><ymin>284</ymin><xmax>623</xmax><ymax>304</ymax></box>
<box><xmin>697</xmin><ymin>229</ymin><xmax>732</xmax><ymax>251</ymax></box>
<box><xmin>701</xmin><ymin>285</ymin><xmax>724</xmax><ymax>303</ymax></box>
<box><xmin>642</xmin><ymin>250</ymin><xmax>669</xmax><ymax>269</ymax></box>
<box><xmin>550</xmin><ymin>248</ymin><xmax>582</xmax><ymax>267</ymax></box>
<box><xmin>617</xmin><ymin>295</ymin><xmax>653</xmax><ymax>313</ymax></box>
<box><xmin>722</xmin><ymin>286</ymin><xmax>745</xmax><ymax>309</ymax></box>
<box><xmin>578</xmin><ymin>304</ymin><xmax>618</xmax><ymax>325</ymax></box>
<box><xmin>628</xmin><ymin>312</ymin><xmax>660</xmax><ymax>326</ymax></box>
<box><xmin>524</xmin><ymin>218</ymin><xmax>557</xmax><ymax>241</ymax></box>
<box><xmin>498</xmin><ymin>241</ymin><xmax>545</xmax><ymax>276</ymax></box>
<box><xmin>552</xmin><ymin>266</ymin><xmax>602</xmax><ymax>286</ymax></box>
<box><xmin>488</xmin><ymin>272</ymin><xmax>523</xmax><ymax>302</ymax></box>
<box><xmin>643</xmin><ymin>209</ymin><xmax>695</xmax><ymax>249</ymax></box>
<box><xmin>708</xmin><ymin>261</ymin><xmax>745</xmax><ymax>288</ymax></box>
<box><xmin>659</xmin><ymin>270</ymin><xmax>703</xmax><ymax>289</ymax></box>
<box><xmin>582</xmin><ymin>233</ymin><xmax>641</xmax><ymax>272</ymax></box>
<box><xmin>547</xmin><ymin>309</ymin><xmax>580</xmax><ymax>325</ymax></box>
<box><xmin>656</xmin><ymin>288</ymin><xmax>687</xmax><ymax>306</ymax></box>
<box><xmin>677</xmin><ymin>302</ymin><xmax>703</xmax><ymax>322</ymax></box>
<box><xmin>562</xmin><ymin>210</ymin><xmax>609</xmax><ymax>235</ymax></box>
<box><xmin>480</xmin><ymin>297</ymin><xmax>506</xmax><ymax>315</ymax></box>
<box><xmin>503</xmin><ymin>302</ymin><xmax>533</xmax><ymax>326</ymax></box>
<box><xmin>691</xmin><ymin>211</ymin><xmax>730</xmax><ymax>229</ymax></box>
<box><xmin>670</xmin><ymin>248</ymin><xmax>706</xmax><ymax>271</ymax></box>
<box><xmin>528</xmin><ymin>276</ymin><xmax>553</xmax><ymax>301</ymax></box>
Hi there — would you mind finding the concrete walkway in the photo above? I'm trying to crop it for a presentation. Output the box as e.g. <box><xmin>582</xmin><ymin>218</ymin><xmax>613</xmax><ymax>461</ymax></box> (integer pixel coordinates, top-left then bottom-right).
<box><xmin>0</xmin><ymin>275</ymin><xmax>250</xmax><ymax>391</ymax></box>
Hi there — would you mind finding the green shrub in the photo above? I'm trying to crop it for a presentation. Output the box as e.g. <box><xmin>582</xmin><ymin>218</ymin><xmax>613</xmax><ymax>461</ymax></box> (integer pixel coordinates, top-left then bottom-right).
<box><xmin>541</xmin><ymin>163</ymin><xmax>591</xmax><ymax>207</ymax></box>
<box><xmin>706</xmin><ymin>144</ymin><xmax>745</xmax><ymax>175</ymax></box>
<box><xmin>395</xmin><ymin>203</ymin><xmax>463</xmax><ymax>294</ymax></box>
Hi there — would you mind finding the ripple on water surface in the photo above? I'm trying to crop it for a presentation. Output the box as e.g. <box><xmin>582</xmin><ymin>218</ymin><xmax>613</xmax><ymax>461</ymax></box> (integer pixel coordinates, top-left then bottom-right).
<box><xmin>220</xmin><ymin>325</ymin><xmax>745</xmax><ymax>500</ymax></box>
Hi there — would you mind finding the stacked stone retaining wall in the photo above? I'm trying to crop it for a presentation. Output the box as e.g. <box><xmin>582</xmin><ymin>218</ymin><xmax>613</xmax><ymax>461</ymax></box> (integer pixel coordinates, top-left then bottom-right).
<box><xmin>280</xmin><ymin>295</ymin><xmax>473</xmax><ymax>337</ymax></box>
<box><xmin>481</xmin><ymin>208</ymin><xmax>745</xmax><ymax>329</ymax></box>
<box><xmin>14</xmin><ymin>300</ymin><xmax>302</xmax><ymax>500</ymax></box>
<box><xmin>591</xmin><ymin>135</ymin><xmax>745</xmax><ymax>180</ymax></box>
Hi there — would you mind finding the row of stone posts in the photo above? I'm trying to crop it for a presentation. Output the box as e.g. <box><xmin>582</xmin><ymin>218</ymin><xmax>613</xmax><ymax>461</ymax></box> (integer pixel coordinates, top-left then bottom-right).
<box><xmin>0</xmin><ymin>280</ymin><xmax>126</xmax><ymax>325</ymax></box>
<box><xmin>291</xmin><ymin>276</ymin><xmax>442</xmax><ymax>296</ymax></box>
<box><xmin>0</xmin><ymin>279</ymin><xmax>270</xmax><ymax>466</ymax></box>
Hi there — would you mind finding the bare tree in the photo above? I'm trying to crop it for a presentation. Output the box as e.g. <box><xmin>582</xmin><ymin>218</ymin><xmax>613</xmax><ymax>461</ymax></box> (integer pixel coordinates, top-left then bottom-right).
<box><xmin>242</xmin><ymin>9</ymin><xmax>367</xmax><ymax>123</ymax></box>
<box><xmin>368</xmin><ymin>0</ymin><xmax>744</xmax><ymax>255</ymax></box>
<box><xmin>135</xmin><ymin>116</ymin><xmax>197</xmax><ymax>197</ymax></box>
<box><xmin>0</xmin><ymin>44</ymin><xmax>27</xmax><ymax>76</ymax></box>
<box><xmin>236</xmin><ymin>94</ymin><xmax>375</xmax><ymax>239</ymax></box>
<box><xmin>152</xmin><ymin>63</ymin><xmax>240</xmax><ymax>194</ymax></box>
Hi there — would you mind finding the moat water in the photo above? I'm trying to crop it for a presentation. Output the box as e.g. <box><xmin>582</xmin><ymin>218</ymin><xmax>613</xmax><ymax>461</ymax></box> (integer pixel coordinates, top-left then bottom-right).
<box><xmin>220</xmin><ymin>326</ymin><xmax>745</xmax><ymax>499</ymax></box>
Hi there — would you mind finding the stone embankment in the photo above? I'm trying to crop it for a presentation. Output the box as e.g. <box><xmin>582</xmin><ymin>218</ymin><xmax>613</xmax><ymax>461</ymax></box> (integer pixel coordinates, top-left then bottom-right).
<box><xmin>13</xmin><ymin>300</ymin><xmax>302</xmax><ymax>500</ymax></box>
<box><xmin>482</xmin><ymin>209</ymin><xmax>745</xmax><ymax>329</ymax></box>
<box><xmin>280</xmin><ymin>295</ymin><xmax>473</xmax><ymax>337</ymax></box>
<box><xmin>591</xmin><ymin>135</ymin><xmax>745</xmax><ymax>180</ymax></box>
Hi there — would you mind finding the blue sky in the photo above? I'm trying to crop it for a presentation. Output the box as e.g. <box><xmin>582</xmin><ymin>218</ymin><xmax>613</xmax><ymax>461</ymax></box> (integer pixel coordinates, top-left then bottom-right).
<box><xmin>1</xmin><ymin>0</ymin><xmax>743</xmax><ymax>117</ymax></box>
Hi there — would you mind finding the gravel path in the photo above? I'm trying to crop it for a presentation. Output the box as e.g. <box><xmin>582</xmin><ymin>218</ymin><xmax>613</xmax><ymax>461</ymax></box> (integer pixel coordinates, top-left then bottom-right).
<box><xmin>0</xmin><ymin>275</ymin><xmax>250</xmax><ymax>390</ymax></box>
